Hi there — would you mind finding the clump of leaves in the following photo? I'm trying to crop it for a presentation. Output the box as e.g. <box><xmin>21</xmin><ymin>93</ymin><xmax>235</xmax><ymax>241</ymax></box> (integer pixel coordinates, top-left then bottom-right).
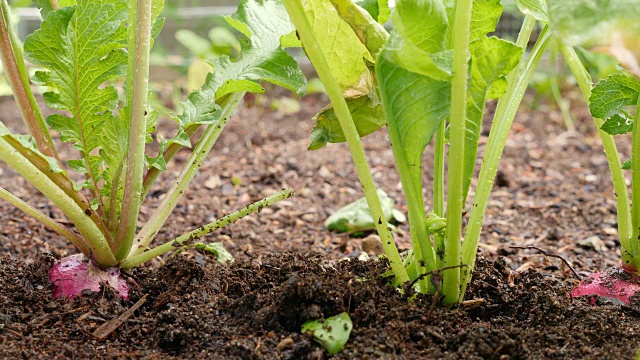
<box><xmin>283</xmin><ymin>0</ymin><xmax>546</xmax><ymax>305</ymax></box>
<box><xmin>0</xmin><ymin>0</ymin><xmax>304</xmax><ymax>298</ymax></box>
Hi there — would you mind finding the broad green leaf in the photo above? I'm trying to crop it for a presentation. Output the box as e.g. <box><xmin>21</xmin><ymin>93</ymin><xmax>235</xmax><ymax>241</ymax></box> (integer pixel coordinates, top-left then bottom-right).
<box><xmin>589</xmin><ymin>73</ymin><xmax>640</xmax><ymax>121</ymax></box>
<box><xmin>548</xmin><ymin>0</ymin><xmax>640</xmax><ymax>77</ymax></box>
<box><xmin>382</xmin><ymin>34</ymin><xmax>452</xmax><ymax>81</ymax></box>
<box><xmin>24</xmin><ymin>1</ymin><xmax>127</xmax><ymax>193</ymax></box>
<box><xmin>302</xmin><ymin>313</ymin><xmax>353</xmax><ymax>355</ymax></box>
<box><xmin>195</xmin><ymin>242</ymin><xmax>235</xmax><ymax>264</ymax></box>
<box><xmin>462</xmin><ymin>37</ymin><xmax>522</xmax><ymax>202</ymax></box>
<box><xmin>395</xmin><ymin>0</ymin><xmax>448</xmax><ymax>54</ymax></box>
<box><xmin>330</xmin><ymin>0</ymin><xmax>389</xmax><ymax>57</ymax></box>
<box><xmin>215</xmin><ymin>0</ymin><xmax>307</xmax><ymax>98</ymax></box>
<box><xmin>442</xmin><ymin>0</ymin><xmax>502</xmax><ymax>44</ymax></box>
<box><xmin>377</xmin><ymin>56</ymin><xmax>451</xmax><ymax>204</ymax></box>
<box><xmin>325</xmin><ymin>189</ymin><xmax>404</xmax><ymax>233</ymax></box>
<box><xmin>379</xmin><ymin>0</ymin><xmax>452</xmax><ymax>81</ymax></box>
<box><xmin>470</xmin><ymin>0</ymin><xmax>503</xmax><ymax>42</ymax></box>
<box><xmin>300</xmin><ymin>0</ymin><xmax>373</xmax><ymax>97</ymax></box>
<box><xmin>515</xmin><ymin>0</ymin><xmax>549</xmax><ymax>22</ymax></box>
<box><xmin>168</xmin><ymin>0</ymin><xmax>306</xmax><ymax>149</ymax></box>
<box><xmin>308</xmin><ymin>92</ymin><xmax>385</xmax><ymax>150</ymax></box>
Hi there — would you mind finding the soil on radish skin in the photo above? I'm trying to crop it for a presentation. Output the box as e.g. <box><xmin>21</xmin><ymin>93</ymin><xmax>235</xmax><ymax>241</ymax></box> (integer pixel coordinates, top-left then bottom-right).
<box><xmin>0</xmin><ymin>86</ymin><xmax>638</xmax><ymax>359</ymax></box>
<box><xmin>1</xmin><ymin>254</ymin><xmax>639</xmax><ymax>359</ymax></box>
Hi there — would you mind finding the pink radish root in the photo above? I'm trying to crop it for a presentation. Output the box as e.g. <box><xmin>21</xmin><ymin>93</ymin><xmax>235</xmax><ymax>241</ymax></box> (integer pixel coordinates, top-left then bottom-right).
<box><xmin>49</xmin><ymin>254</ymin><xmax>129</xmax><ymax>299</ymax></box>
<box><xmin>571</xmin><ymin>268</ymin><xmax>640</xmax><ymax>305</ymax></box>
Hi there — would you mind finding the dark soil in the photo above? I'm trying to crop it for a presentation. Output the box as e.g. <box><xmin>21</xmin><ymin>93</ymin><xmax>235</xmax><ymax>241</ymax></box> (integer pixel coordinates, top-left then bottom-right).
<box><xmin>2</xmin><ymin>254</ymin><xmax>640</xmax><ymax>359</ymax></box>
<box><xmin>0</xmin><ymin>86</ymin><xmax>638</xmax><ymax>358</ymax></box>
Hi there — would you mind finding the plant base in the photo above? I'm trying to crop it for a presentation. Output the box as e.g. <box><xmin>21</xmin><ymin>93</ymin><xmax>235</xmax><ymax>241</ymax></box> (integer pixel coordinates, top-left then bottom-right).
<box><xmin>571</xmin><ymin>267</ymin><xmax>640</xmax><ymax>305</ymax></box>
<box><xmin>49</xmin><ymin>254</ymin><xmax>129</xmax><ymax>299</ymax></box>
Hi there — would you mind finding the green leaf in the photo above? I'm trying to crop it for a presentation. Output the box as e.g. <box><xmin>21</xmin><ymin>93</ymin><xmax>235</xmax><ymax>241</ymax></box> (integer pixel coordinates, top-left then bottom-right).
<box><xmin>623</xmin><ymin>158</ymin><xmax>632</xmax><ymax>170</ymax></box>
<box><xmin>589</xmin><ymin>73</ymin><xmax>640</xmax><ymax>121</ymax></box>
<box><xmin>377</xmin><ymin>56</ymin><xmax>451</xmax><ymax>205</ymax></box>
<box><xmin>24</xmin><ymin>0</ymin><xmax>127</xmax><ymax>193</ymax></box>
<box><xmin>515</xmin><ymin>0</ymin><xmax>549</xmax><ymax>22</ymax></box>
<box><xmin>462</xmin><ymin>37</ymin><xmax>522</xmax><ymax>202</ymax></box>
<box><xmin>168</xmin><ymin>0</ymin><xmax>306</xmax><ymax>148</ymax></box>
<box><xmin>325</xmin><ymin>189</ymin><xmax>403</xmax><ymax>233</ymax></box>
<box><xmin>470</xmin><ymin>0</ymin><xmax>503</xmax><ymax>42</ymax></box>
<box><xmin>548</xmin><ymin>0</ymin><xmax>640</xmax><ymax>77</ymax></box>
<box><xmin>195</xmin><ymin>242</ymin><xmax>235</xmax><ymax>264</ymax></box>
<box><xmin>300</xmin><ymin>0</ymin><xmax>373</xmax><ymax>97</ymax></box>
<box><xmin>377</xmin><ymin>0</ymin><xmax>453</xmax><ymax>81</ymax></box>
<box><xmin>601</xmin><ymin>112</ymin><xmax>634</xmax><ymax>135</ymax></box>
<box><xmin>330</xmin><ymin>0</ymin><xmax>389</xmax><ymax>57</ymax></box>
<box><xmin>395</xmin><ymin>0</ymin><xmax>448</xmax><ymax>54</ymax></box>
<box><xmin>308</xmin><ymin>92</ymin><xmax>385</xmax><ymax>150</ymax></box>
<box><xmin>302</xmin><ymin>313</ymin><xmax>353</xmax><ymax>355</ymax></box>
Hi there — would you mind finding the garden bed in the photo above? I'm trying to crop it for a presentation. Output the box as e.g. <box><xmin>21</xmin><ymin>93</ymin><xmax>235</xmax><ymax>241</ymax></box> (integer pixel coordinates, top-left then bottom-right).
<box><xmin>1</xmin><ymin>91</ymin><xmax>639</xmax><ymax>359</ymax></box>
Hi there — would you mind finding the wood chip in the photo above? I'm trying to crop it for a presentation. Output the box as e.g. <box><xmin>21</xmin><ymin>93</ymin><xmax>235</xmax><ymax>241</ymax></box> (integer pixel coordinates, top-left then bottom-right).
<box><xmin>92</xmin><ymin>294</ymin><xmax>148</xmax><ymax>341</ymax></box>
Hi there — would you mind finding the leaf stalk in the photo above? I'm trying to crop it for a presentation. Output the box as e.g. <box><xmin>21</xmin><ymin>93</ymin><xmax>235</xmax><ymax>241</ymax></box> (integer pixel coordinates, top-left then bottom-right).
<box><xmin>442</xmin><ymin>0</ymin><xmax>474</xmax><ymax>305</ymax></box>
<box><xmin>556</xmin><ymin>40</ymin><xmax>636</xmax><ymax>268</ymax></box>
<box><xmin>113</xmin><ymin>0</ymin><xmax>153</xmax><ymax>260</ymax></box>
<box><xmin>460</xmin><ymin>20</ymin><xmax>548</xmax><ymax>300</ymax></box>
<box><xmin>0</xmin><ymin>0</ymin><xmax>58</xmax><ymax>163</ymax></box>
<box><xmin>121</xmin><ymin>189</ymin><xmax>294</xmax><ymax>269</ymax></box>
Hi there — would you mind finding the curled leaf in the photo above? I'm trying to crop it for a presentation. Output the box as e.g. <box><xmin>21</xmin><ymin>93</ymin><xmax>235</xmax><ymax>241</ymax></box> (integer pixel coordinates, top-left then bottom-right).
<box><xmin>302</xmin><ymin>312</ymin><xmax>353</xmax><ymax>355</ymax></box>
<box><xmin>325</xmin><ymin>189</ymin><xmax>404</xmax><ymax>234</ymax></box>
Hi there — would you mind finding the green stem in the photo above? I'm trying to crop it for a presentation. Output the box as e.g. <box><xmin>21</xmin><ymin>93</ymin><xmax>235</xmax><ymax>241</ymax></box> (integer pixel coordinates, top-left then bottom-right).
<box><xmin>0</xmin><ymin>186</ymin><xmax>88</xmax><ymax>253</ymax></box>
<box><xmin>433</xmin><ymin>122</ymin><xmax>446</xmax><ymax>269</ymax></box>
<box><xmin>631</xmin><ymin>96</ymin><xmax>640</xmax><ymax>263</ymax></box>
<box><xmin>460</xmin><ymin>21</ymin><xmax>547</xmax><ymax>300</ymax></box>
<box><xmin>442</xmin><ymin>0</ymin><xmax>473</xmax><ymax>305</ymax></box>
<box><xmin>129</xmin><ymin>92</ymin><xmax>244</xmax><ymax>256</ymax></box>
<box><xmin>0</xmin><ymin>137</ymin><xmax>116</xmax><ymax>266</ymax></box>
<box><xmin>0</xmin><ymin>0</ymin><xmax>58</xmax><ymax>163</ymax></box>
<box><xmin>385</xmin><ymin>123</ymin><xmax>434</xmax><ymax>293</ymax></box>
<box><xmin>556</xmin><ymin>40</ymin><xmax>635</xmax><ymax>268</ymax></box>
<box><xmin>283</xmin><ymin>0</ymin><xmax>409</xmax><ymax>284</ymax></box>
<box><xmin>121</xmin><ymin>189</ymin><xmax>294</xmax><ymax>269</ymax></box>
<box><xmin>113</xmin><ymin>0</ymin><xmax>153</xmax><ymax>260</ymax></box>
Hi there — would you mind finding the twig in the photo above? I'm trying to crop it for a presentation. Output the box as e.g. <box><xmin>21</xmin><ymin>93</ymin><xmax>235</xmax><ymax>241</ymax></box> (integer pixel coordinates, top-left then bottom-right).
<box><xmin>5</xmin><ymin>327</ymin><xmax>23</xmax><ymax>338</ymax></box>
<box><xmin>460</xmin><ymin>298</ymin><xmax>485</xmax><ymax>307</ymax></box>
<box><xmin>510</xmin><ymin>245</ymin><xmax>581</xmax><ymax>280</ymax></box>
<box><xmin>424</xmin><ymin>291</ymin><xmax>439</xmax><ymax>323</ymax></box>
<box><xmin>92</xmin><ymin>294</ymin><xmax>148</xmax><ymax>341</ymax></box>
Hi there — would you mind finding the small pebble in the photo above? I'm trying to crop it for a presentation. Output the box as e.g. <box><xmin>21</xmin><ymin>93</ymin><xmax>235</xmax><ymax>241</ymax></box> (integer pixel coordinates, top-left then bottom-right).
<box><xmin>277</xmin><ymin>337</ymin><xmax>295</xmax><ymax>351</ymax></box>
